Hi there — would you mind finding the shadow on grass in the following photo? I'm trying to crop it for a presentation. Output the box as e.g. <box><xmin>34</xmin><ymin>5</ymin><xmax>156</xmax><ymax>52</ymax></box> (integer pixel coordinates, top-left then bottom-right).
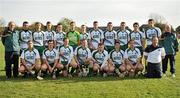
<box><xmin>0</xmin><ymin>74</ymin><xmax>161</xmax><ymax>84</ymax></box>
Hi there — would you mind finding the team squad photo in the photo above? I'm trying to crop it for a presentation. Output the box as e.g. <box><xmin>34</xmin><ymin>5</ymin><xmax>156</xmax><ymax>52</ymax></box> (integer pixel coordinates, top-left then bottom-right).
<box><xmin>1</xmin><ymin>19</ymin><xmax>179</xmax><ymax>80</ymax></box>
<box><xmin>1</xmin><ymin>0</ymin><xmax>180</xmax><ymax>97</ymax></box>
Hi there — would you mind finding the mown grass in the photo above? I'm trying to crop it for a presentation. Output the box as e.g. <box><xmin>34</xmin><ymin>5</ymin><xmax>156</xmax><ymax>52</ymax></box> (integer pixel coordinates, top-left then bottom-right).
<box><xmin>0</xmin><ymin>43</ymin><xmax>180</xmax><ymax>98</ymax></box>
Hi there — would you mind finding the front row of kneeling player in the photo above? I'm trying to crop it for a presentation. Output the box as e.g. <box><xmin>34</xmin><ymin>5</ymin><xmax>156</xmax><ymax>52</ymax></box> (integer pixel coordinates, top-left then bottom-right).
<box><xmin>19</xmin><ymin>38</ymin><xmax>144</xmax><ymax>80</ymax></box>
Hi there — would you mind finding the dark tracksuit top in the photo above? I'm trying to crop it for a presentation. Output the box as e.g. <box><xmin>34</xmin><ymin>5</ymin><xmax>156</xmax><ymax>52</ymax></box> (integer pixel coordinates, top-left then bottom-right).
<box><xmin>160</xmin><ymin>32</ymin><xmax>179</xmax><ymax>55</ymax></box>
<box><xmin>1</xmin><ymin>29</ymin><xmax>20</xmax><ymax>52</ymax></box>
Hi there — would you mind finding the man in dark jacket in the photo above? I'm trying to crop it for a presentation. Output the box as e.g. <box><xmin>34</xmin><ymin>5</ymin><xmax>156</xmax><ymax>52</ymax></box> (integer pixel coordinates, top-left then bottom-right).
<box><xmin>1</xmin><ymin>21</ymin><xmax>20</xmax><ymax>79</ymax></box>
<box><xmin>161</xmin><ymin>24</ymin><xmax>179</xmax><ymax>77</ymax></box>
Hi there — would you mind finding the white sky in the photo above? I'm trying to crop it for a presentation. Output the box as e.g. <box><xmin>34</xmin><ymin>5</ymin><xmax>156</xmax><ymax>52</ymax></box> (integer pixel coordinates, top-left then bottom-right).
<box><xmin>0</xmin><ymin>0</ymin><xmax>180</xmax><ymax>28</ymax></box>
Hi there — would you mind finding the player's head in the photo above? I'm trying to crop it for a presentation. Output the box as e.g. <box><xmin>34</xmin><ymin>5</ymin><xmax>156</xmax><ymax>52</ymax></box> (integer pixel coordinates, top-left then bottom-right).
<box><xmin>27</xmin><ymin>40</ymin><xmax>34</xmax><ymax>50</ymax></box>
<box><xmin>8</xmin><ymin>21</ymin><xmax>16</xmax><ymax>31</ymax></box>
<box><xmin>107</xmin><ymin>22</ymin><xmax>113</xmax><ymax>31</ymax></box>
<box><xmin>93</xmin><ymin>21</ymin><xmax>99</xmax><ymax>29</ymax></box>
<box><xmin>48</xmin><ymin>40</ymin><xmax>54</xmax><ymax>49</ymax></box>
<box><xmin>148</xmin><ymin>19</ymin><xmax>155</xmax><ymax>27</ymax></box>
<box><xmin>22</xmin><ymin>21</ymin><xmax>29</xmax><ymax>30</ymax></box>
<box><xmin>164</xmin><ymin>24</ymin><xmax>171</xmax><ymax>32</ymax></box>
<box><xmin>98</xmin><ymin>43</ymin><xmax>104</xmax><ymax>52</ymax></box>
<box><xmin>63</xmin><ymin>38</ymin><xmax>69</xmax><ymax>46</ymax></box>
<box><xmin>81</xmin><ymin>25</ymin><xmax>86</xmax><ymax>33</ymax></box>
<box><xmin>56</xmin><ymin>23</ymin><xmax>63</xmax><ymax>32</ymax></box>
<box><xmin>128</xmin><ymin>39</ymin><xmax>135</xmax><ymax>49</ymax></box>
<box><xmin>133</xmin><ymin>22</ymin><xmax>139</xmax><ymax>31</ymax></box>
<box><xmin>81</xmin><ymin>39</ymin><xmax>88</xmax><ymax>47</ymax></box>
<box><xmin>115</xmin><ymin>41</ymin><xmax>120</xmax><ymax>51</ymax></box>
<box><xmin>46</xmin><ymin>21</ymin><xmax>52</xmax><ymax>30</ymax></box>
<box><xmin>120</xmin><ymin>22</ymin><xmax>126</xmax><ymax>29</ymax></box>
<box><xmin>35</xmin><ymin>22</ymin><xmax>42</xmax><ymax>31</ymax></box>
<box><xmin>70</xmin><ymin>21</ymin><xmax>76</xmax><ymax>31</ymax></box>
<box><xmin>152</xmin><ymin>36</ymin><xmax>159</xmax><ymax>46</ymax></box>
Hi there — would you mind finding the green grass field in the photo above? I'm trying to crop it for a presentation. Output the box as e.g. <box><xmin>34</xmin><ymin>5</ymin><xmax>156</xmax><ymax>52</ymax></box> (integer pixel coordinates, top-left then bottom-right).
<box><xmin>0</xmin><ymin>43</ymin><xmax>180</xmax><ymax>98</ymax></box>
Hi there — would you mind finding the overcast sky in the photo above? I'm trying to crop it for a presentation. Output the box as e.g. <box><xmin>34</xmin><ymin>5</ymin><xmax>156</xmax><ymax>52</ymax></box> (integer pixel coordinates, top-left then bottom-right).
<box><xmin>0</xmin><ymin>0</ymin><xmax>179</xmax><ymax>28</ymax></box>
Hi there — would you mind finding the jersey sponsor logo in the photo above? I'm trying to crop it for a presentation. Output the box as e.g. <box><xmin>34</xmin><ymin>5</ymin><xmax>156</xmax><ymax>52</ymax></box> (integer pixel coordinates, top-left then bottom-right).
<box><xmin>129</xmin><ymin>54</ymin><xmax>137</xmax><ymax>59</ymax></box>
<box><xmin>106</xmin><ymin>35</ymin><xmax>114</xmax><ymax>39</ymax></box>
<box><xmin>48</xmin><ymin>55</ymin><xmax>56</xmax><ymax>59</ymax></box>
<box><xmin>96</xmin><ymin>56</ymin><xmax>104</xmax><ymax>61</ymax></box>
<box><xmin>132</xmin><ymin>36</ymin><xmax>140</xmax><ymax>40</ymax></box>
<box><xmin>25</xmin><ymin>54</ymin><xmax>35</xmax><ymax>60</ymax></box>
<box><xmin>34</xmin><ymin>36</ymin><xmax>43</xmax><ymax>40</ymax></box>
<box><xmin>114</xmin><ymin>56</ymin><xmax>122</xmax><ymax>60</ymax></box>
<box><xmin>92</xmin><ymin>33</ymin><xmax>100</xmax><ymax>39</ymax></box>
<box><xmin>80</xmin><ymin>33</ymin><xmax>88</xmax><ymax>40</ymax></box>
<box><xmin>64</xmin><ymin>50</ymin><xmax>70</xmax><ymax>56</ymax></box>
<box><xmin>78</xmin><ymin>53</ymin><xmax>87</xmax><ymax>58</ymax></box>
<box><xmin>22</xmin><ymin>33</ymin><xmax>31</xmax><ymax>40</ymax></box>
<box><xmin>119</xmin><ymin>35</ymin><xmax>127</xmax><ymax>39</ymax></box>
<box><xmin>56</xmin><ymin>37</ymin><xmax>64</xmax><ymax>41</ymax></box>
<box><xmin>148</xmin><ymin>33</ymin><xmax>157</xmax><ymax>37</ymax></box>
<box><xmin>46</xmin><ymin>35</ymin><xmax>53</xmax><ymax>40</ymax></box>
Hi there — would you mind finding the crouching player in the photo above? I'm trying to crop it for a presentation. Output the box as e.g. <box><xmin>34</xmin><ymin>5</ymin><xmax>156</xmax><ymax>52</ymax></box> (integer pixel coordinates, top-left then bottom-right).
<box><xmin>74</xmin><ymin>39</ymin><xmax>93</xmax><ymax>77</ymax></box>
<box><xmin>109</xmin><ymin>41</ymin><xmax>126</xmax><ymax>77</ymax></box>
<box><xmin>19</xmin><ymin>40</ymin><xmax>43</xmax><ymax>80</ymax></box>
<box><xmin>41</xmin><ymin>40</ymin><xmax>59</xmax><ymax>79</ymax></box>
<box><xmin>124</xmin><ymin>39</ymin><xmax>144</xmax><ymax>77</ymax></box>
<box><xmin>58</xmin><ymin>38</ymin><xmax>75</xmax><ymax>77</ymax></box>
<box><xmin>92</xmin><ymin>43</ymin><xmax>109</xmax><ymax>77</ymax></box>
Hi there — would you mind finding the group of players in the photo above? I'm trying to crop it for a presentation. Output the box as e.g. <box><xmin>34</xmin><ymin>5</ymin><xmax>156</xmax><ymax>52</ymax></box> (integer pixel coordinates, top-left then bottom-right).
<box><xmin>12</xmin><ymin>19</ymin><xmax>163</xmax><ymax>80</ymax></box>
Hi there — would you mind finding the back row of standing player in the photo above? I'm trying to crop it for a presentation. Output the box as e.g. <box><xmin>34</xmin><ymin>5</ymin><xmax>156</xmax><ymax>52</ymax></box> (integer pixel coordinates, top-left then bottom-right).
<box><xmin>20</xmin><ymin>19</ymin><xmax>161</xmax><ymax>55</ymax></box>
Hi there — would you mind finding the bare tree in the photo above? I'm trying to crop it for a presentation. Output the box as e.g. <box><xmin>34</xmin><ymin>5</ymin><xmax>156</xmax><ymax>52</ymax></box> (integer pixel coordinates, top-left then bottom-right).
<box><xmin>0</xmin><ymin>17</ymin><xmax>5</xmax><ymax>35</ymax></box>
<box><xmin>58</xmin><ymin>17</ymin><xmax>73</xmax><ymax>32</ymax></box>
<box><xmin>149</xmin><ymin>13</ymin><xmax>167</xmax><ymax>24</ymax></box>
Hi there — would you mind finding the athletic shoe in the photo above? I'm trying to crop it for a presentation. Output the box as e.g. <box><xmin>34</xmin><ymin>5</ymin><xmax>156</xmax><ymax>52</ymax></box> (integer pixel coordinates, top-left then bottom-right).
<box><xmin>37</xmin><ymin>76</ymin><xmax>43</xmax><ymax>80</ymax></box>
<box><xmin>52</xmin><ymin>72</ymin><xmax>57</xmax><ymax>80</ymax></box>
<box><xmin>172</xmin><ymin>74</ymin><xmax>176</xmax><ymax>78</ymax></box>
<box><xmin>22</xmin><ymin>73</ymin><xmax>28</xmax><ymax>78</ymax></box>
<box><xmin>115</xmin><ymin>69</ymin><xmax>120</xmax><ymax>75</ymax></box>
<box><xmin>30</xmin><ymin>71</ymin><xmax>35</xmax><ymax>75</ymax></box>
<box><xmin>82</xmin><ymin>68</ymin><xmax>88</xmax><ymax>77</ymax></box>
<box><xmin>103</xmin><ymin>73</ymin><xmax>107</xmax><ymax>77</ymax></box>
<box><xmin>163</xmin><ymin>74</ymin><xmax>167</xmax><ymax>77</ymax></box>
<box><xmin>119</xmin><ymin>73</ymin><xmax>125</xmax><ymax>78</ymax></box>
<box><xmin>52</xmin><ymin>74</ymin><xmax>57</xmax><ymax>80</ymax></box>
<box><xmin>68</xmin><ymin>74</ymin><xmax>73</xmax><ymax>78</ymax></box>
<box><xmin>78</xmin><ymin>72</ymin><xmax>83</xmax><ymax>77</ymax></box>
<box><xmin>82</xmin><ymin>71</ymin><xmax>88</xmax><ymax>77</ymax></box>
